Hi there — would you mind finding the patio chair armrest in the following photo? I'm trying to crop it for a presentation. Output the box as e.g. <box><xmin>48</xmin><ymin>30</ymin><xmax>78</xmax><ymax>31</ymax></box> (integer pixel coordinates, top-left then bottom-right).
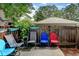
<box><xmin>0</xmin><ymin>50</ymin><xmax>3</xmax><ymax>56</ymax></box>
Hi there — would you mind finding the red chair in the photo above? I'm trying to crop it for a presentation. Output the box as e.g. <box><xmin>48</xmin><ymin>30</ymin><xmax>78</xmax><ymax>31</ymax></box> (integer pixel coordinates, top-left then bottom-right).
<box><xmin>50</xmin><ymin>32</ymin><xmax>60</xmax><ymax>48</ymax></box>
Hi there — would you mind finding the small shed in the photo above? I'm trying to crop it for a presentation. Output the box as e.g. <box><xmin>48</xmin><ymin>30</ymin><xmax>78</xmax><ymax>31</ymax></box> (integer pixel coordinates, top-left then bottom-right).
<box><xmin>33</xmin><ymin>17</ymin><xmax>79</xmax><ymax>48</ymax></box>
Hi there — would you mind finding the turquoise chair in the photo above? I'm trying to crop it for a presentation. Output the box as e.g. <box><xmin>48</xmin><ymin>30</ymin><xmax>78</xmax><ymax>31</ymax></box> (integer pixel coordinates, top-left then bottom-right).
<box><xmin>0</xmin><ymin>39</ymin><xmax>15</xmax><ymax>56</ymax></box>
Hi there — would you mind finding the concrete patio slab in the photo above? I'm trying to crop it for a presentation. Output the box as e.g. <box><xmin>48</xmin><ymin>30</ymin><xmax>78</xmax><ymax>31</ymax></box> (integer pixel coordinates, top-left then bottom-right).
<box><xmin>19</xmin><ymin>47</ymin><xmax>64</xmax><ymax>56</ymax></box>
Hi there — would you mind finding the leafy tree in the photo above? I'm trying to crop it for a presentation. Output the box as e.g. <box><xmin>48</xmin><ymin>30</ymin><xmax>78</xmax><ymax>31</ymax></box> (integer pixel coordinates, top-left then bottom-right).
<box><xmin>34</xmin><ymin>11</ymin><xmax>45</xmax><ymax>21</ymax></box>
<box><xmin>0</xmin><ymin>3</ymin><xmax>34</xmax><ymax>21</ymax></box>
<box><xmin>73</xmin><ymin>4</ymin><xmax>79</xmax><ymax>21</ymax></box>
<box><xmin>63</xmin><ymin>4</ymin><xmax>77</xmax><ymax>20</ymax></box>
<box><xmin>34</xmin><ymin>3</ymin><xmax>79</xmax><ymax>22</ymax></box>
<box><xmin>34</xmin><ymin>5</ymin><xmax>58</xmax><ymax>21</ymax></box>
<box><xmin>53</xmin><ymin>10</ymin><xmax>64</xmax><ymax>18</ymax></box>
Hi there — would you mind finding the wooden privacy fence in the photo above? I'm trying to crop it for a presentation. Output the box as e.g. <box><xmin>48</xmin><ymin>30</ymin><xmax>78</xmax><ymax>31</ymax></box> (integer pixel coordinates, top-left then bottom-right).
<box><xmin>59</xmin><ymin>27</ymin><xmax>77</xmax><ymax>47</ymax></box>
<box><xmin>37</xmin><ymin>25</ymin><xmax>79</xmax><ymax>48</ymax></box>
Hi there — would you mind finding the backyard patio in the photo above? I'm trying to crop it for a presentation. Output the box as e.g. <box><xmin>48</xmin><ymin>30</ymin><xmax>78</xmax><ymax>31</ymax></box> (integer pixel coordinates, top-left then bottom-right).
<box><xmin>1</xmin><ymin>17</ymin><xmax>79</xmax><ymax>56</ymax></box>
<box><xmin>1</xmin><ymin>3</ymin><xmax>79</xmax><ymax>56</ymax></box>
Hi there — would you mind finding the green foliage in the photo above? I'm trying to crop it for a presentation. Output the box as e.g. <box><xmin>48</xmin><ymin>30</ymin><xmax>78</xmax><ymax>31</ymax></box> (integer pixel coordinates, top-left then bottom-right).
<box><xmin>34</xmin><ymin>11</ymin><xmax>45</xmax><ymax>21</ymax></box>
<box><xmin>14</xmin><ymin>19</ymin><xmax>32</xmax><ymax>39</ymax></box>
<box><xmin>0</xmin><ymin>3</ymin><xmax>34</xmax><ymax>21</ymax></box>
<box><xmin>53</xmin><ymin>10</ymin><xmax>64</xmax><ymax>18</ymax></box>
<box><xmin>63</xmin><ymin>4</ymin><xmax>77</xmax><ymax>20</ymax></box>
<box><xmin>34</xmin><ymin>5</ymin><xmax>58</xmax><ymax>21</ymax></box>
<box><xmin>34</xmin><ymin>3</ymin><xmax>79</xmax><ymax>22</ymax></box>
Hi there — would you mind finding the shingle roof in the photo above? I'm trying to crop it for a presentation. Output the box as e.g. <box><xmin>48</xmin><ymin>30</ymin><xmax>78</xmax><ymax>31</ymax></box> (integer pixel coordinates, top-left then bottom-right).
<box><xmin>33</xmin><ymin>17</ymin><xmax>79</xmax><ymax>27</ymax></box>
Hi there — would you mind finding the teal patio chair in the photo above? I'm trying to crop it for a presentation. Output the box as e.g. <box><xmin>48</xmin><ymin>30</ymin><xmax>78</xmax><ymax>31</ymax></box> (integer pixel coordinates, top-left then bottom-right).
<box><xmin>0</xmin><ymin>39</ymin><xmax>15</xmax><ymax>56</ymax></box>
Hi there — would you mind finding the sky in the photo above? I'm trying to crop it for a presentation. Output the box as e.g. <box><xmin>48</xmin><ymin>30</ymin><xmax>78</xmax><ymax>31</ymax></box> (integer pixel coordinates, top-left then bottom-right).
<box><xmin>32</xmin><ymin>3</ymin><xmax>70</xmax><ymax>10</ymax></box>
<box><xmin>27</xmin><ymin>3</ymin><xmax>71</xmax><ymax>21</ymax></box>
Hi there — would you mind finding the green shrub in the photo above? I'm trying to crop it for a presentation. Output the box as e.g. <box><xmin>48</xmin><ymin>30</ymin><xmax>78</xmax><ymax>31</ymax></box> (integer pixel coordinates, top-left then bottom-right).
<box><xmin>14</xmin><ymin>19</ymin><xmax>32</xmax><ymax>39</ymax></box>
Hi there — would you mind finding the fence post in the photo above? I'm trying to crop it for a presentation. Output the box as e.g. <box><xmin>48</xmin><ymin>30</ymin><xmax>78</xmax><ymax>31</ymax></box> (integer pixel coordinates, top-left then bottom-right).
<box><xmin>75</xmin><ymin>25</ymin><xmax>78</xmax><ymax>48</ymax></box>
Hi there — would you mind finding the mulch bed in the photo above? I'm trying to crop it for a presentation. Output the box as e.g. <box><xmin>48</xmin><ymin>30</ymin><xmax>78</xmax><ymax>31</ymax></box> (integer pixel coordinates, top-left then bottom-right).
<box><xmin>61</xmin><ymin>48</ymin><xmax>79</xmax><ymax>56</ymax></box>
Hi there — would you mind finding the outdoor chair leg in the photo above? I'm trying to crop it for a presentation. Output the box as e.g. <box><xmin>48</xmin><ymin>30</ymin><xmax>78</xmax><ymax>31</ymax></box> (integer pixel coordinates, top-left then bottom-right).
<box><xmin>50</xmin><ymin>43</ymin><xmax>52</xmax><ymax>47</ymax></box>
<box><xmin>75</xmin><ymin>44</ymin><xmax>77</xmax><ymax>48</ymax></box>
<box><xmin>58</xmin><ymin>43</ymin><xmax>60</xmax><ymax>48</ymax></box>
<box><xmin>27</xmin><ymin>43</ymin><xmax>29</xmax><ymax>49</ymax></box>
<box><xmin>39</xmin><ymin>43</ymin><xmax>41</xmax><ymax>47</ymax></box>
<box><xmin>15</xmin><ymin>50</ymin><xmax>20</xmax><ymax>56</ymax></box>
<box><xmin>48</xmin><ymin>43</ymin><xmax>49</xmax><ymax>47</ymax></box>
<box><xmin>34</xmin><ymin>43</ymin><xmax>37</xmax><ymax>49</ymax></box>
